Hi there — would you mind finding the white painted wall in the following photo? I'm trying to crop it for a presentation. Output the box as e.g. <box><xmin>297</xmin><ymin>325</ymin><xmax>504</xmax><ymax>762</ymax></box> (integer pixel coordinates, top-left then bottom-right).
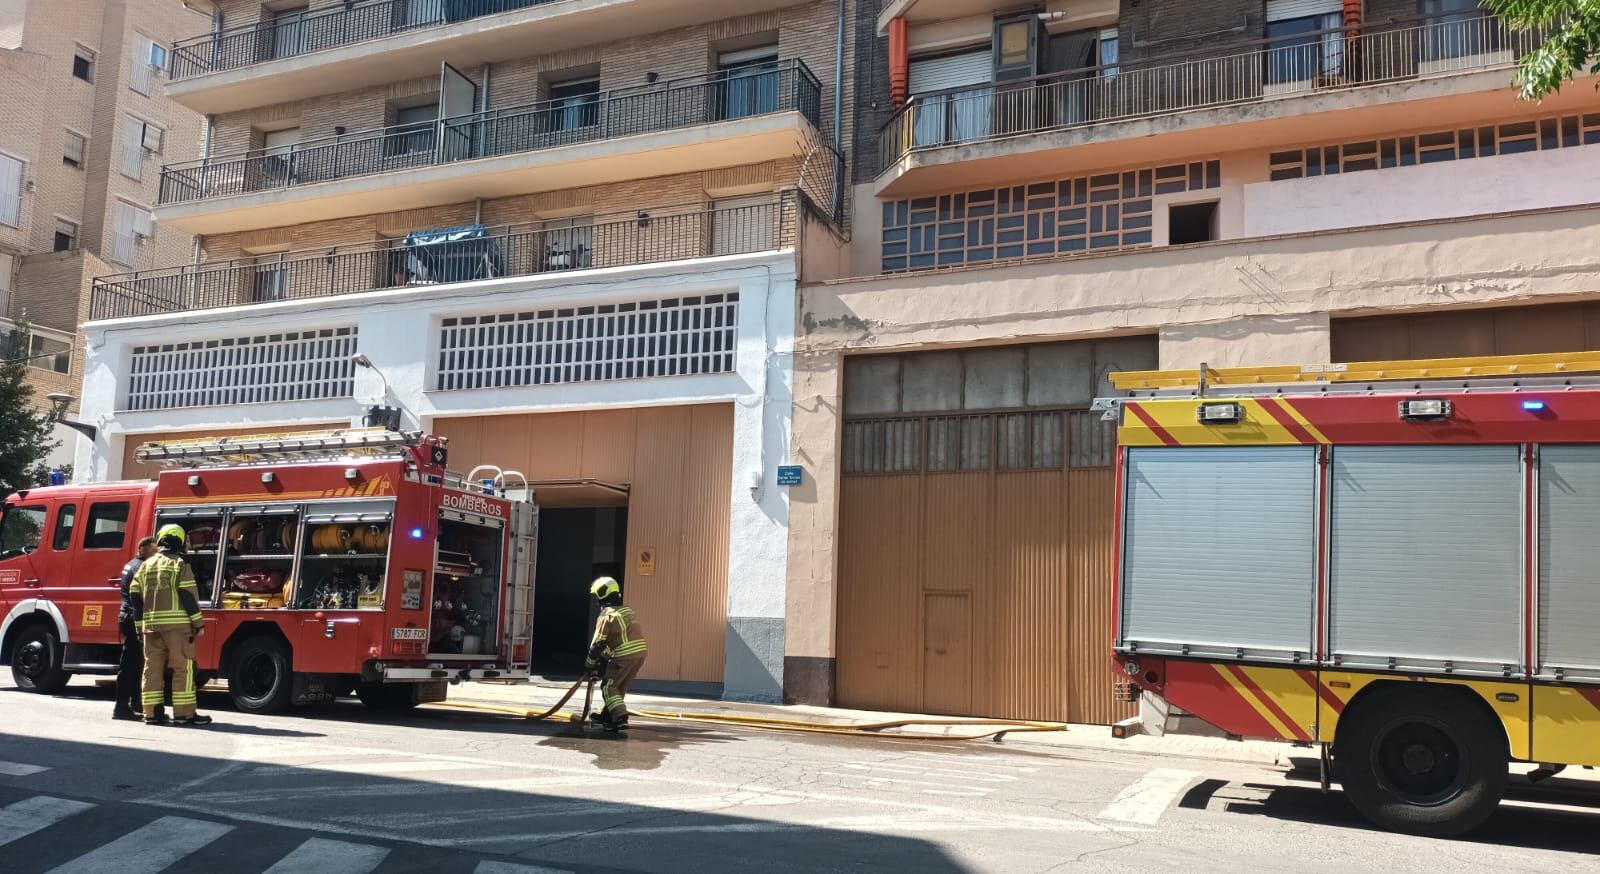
<box><xmin>1242</xmin><ymin>145</ymin><xmax>1600</xmax><ymax>237</ymax></box>
<box><xmin>77</xmin><ymin>251</ymin><xmax>798</xmax><ymax>700</ymax></box>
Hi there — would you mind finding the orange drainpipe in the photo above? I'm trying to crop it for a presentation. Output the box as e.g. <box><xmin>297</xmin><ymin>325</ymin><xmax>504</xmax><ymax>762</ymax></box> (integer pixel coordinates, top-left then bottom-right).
<box><xmin>1343</xmin><ymin>0</ymin><xmax>1362</xmax><ymax>34</ymax></box>
<box><xmin>889</xmin><ymin>17</ymin><xmax>909</xmax><ymax>107</ymax></box>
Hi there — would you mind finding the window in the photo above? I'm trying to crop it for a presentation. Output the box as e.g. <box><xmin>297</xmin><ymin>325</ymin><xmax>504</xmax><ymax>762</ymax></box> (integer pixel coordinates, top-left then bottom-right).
<box><xmin>712</xmin><ymin>194</ymin><xmax>774</xmax><ymax>256</ymax></box>
<box><xmin>72</xmin><ymin>46</ymin><xmax>94</xmax><ymax>82</ymax></box>
<box><xmin>0</xmin><ymin>505</ymin><xmax>45</xmax><ymax>557</ymax></box>
<box><xmin>84</xmin><ymin>503</ymin><xmax>130</xmax><ymax>550</ymax></box>
<box><xmin>149</xmin><ymin>41</ymin><xmax>169</xmax><ymax>72</ymax></box>
<box><xmin>252</xmin><ymin>254</ymin><xmax>287</xmax><ymax>301</ymax></box>
<box><xmin>993</xmin><ymin>15</ymin><xmax>1038</xmax><ymax>79</ymax></box>
<box><xmin>1421</xmin><ymin>0</ymin><xmax>1493</xmax><ymax>61</ymax></box>
<box><xmin>63</xmin><ymin>130</ymin><xmax>86</xmax><ymax>168</ymax></box>
<box><xmin>1265</xmin><ymin>0</ymin><xmax>1344</xmax><ymax>86</ymax></box>
<box><xmin>717</xmin><ymin>46</ymin><xmax>779</xmax><ymax>121</ymax></box>
<box><xmin>121</xmin><ymin>115</ymin><xmax>153</xmax><ymax>179</ymax></box>
<box><xmin>384</xmin><ymin>101</ymin><xmax>437</xmax><ymax>157</ymax></box>
<box><xmin>53</xmin><ymin>219</ymin><xmax>78</xmax><ymax>252</ymax></box>
<box><xmin>0</xmin><ymin>154</ymin><xmax>21</xmax><ymax>227</ymax></box>
<box><xmin>547</xmin><ymin>78</ymin><xmax>599</xmax><ymax>132</ymax></box>
<box><xmin>542</xmin><ymin>215</ymin><xmax>592</xmax><ymax>270</ymax></box>
<box><xmin>130</xmin><ymin>34</ymin><xmax>160</xmax><ymax>94</ymax></box>
<box><xmin>0</xmin><ymin>252</ymin><xmax>12</xmax><ymax>316</ymax></box>
<box><xmin>1098</xmin><ymin>27</ymin><xmax>1119</xmax><ymax>77</ymax></box>
<box><xmin>109</xmin><ymin>201</ymin><xmax>152</xmax><ymax>266</ymax></box>
<box><xmin>267</xmin><ymin>4</ymin><xmax>309</xmax><ymax>60</ymax></box>
<box><xmin>51</xmin><ymin>504</ymin><xmax>76</xmax><ymax>551</ymax></box>
<box><xmin>25</xmin><ymin>333</ymin><xmax>71</xmax><ymax>374</ymax></box>
<box><xmin>1168</xmin><ymin>201</ymin><xmax>1218</xmax><ymax>245</ymax></box>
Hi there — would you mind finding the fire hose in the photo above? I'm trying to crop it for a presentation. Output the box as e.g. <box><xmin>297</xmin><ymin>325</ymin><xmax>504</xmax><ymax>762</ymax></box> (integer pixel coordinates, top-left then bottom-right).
<box><xmin>431</xmin><ymin>678</ymin><xmax>1070</xmax><ymax>742</ymax></box>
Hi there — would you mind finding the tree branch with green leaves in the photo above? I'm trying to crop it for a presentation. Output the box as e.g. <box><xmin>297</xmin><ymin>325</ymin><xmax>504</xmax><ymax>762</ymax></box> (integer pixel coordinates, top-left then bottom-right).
<box><xmin>1486</xmin><ymin>0</ymin><xmax>1600</xmax><ymax>99</ymax></box>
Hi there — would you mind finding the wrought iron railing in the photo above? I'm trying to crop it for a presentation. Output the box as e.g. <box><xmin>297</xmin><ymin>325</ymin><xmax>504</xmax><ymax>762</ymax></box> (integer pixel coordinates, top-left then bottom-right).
<box><xmin>879</xmin><ymin>13</ymin><xmax>1543</xmax><ymax>171</ymax></box>
<box><xmin>90</xmin><ymin>193</ymin><xmax>797</xmax><ymax>321</ymax></box>
<box><xmin>159</xmin><ymin>60</ymin><xmax>822</xmax><ymax>206</ymax></box>
<box><xmin>170</xmin><ymin>0</ymin><xmax>565</xmax><ymax>80</ymax></box>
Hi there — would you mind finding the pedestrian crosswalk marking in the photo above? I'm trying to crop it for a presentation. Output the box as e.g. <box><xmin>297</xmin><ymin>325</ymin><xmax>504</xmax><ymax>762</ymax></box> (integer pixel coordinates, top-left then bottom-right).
<box><xmin>262</xmin><ymin>837</ymin><xmax>390</xmax><ymax>874</ymax></box>
<box><xmin>0</xmin><ymin>796</ymin><xmax>94</xmax><ymax>846</ymax></box>
<box><xmin>1096</xmin><ymin>768</ymin><xmax>1199</xmax><ymax>825</ymax></box>
<box><xmin>46</xmin><ymin>815</ymin><xmax>233</xmax><ymax>874</ymax></box>
<box><xmin>0</xmin><ymin>761</ymin><xmax>50</xmax><ymax>777</ymax></box>
<box><xmin>474</xmin><ymin>860</ymin><xmax>573</xmax><ymax>874</ymax></box>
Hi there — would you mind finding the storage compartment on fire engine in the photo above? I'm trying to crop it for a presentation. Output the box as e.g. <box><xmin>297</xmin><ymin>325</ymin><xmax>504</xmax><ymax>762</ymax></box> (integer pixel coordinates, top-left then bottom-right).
<box><xmin>219</xmin><ymin>504</ymin><xmax>300</xmax><ymax>609</ymax></box>
<box><xmin>155</xmin><ymin>507</ymin><xmax>224</xmax><ymax>603</ymax></box>
<box><xmin>296</xmin><ymin>499</ymin><xmax>393</xmax><ymax>610</ymax></box>
<box><xmin>430</xmin><ymin>514</ymin><xmax>503</xmax><ymax>655</ymax></box>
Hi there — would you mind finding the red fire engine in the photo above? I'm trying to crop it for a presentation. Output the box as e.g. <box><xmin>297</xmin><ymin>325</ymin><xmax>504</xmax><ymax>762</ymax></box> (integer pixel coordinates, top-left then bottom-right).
<box><xmin>1104</xmin><ymin>352</ymin><xmax>1600</xmax><ymax>837</ymax></box>
<box><xmin>0</xmin><ymin>429</ymin><xmax>536</xmax><ymax>713</ymax></box>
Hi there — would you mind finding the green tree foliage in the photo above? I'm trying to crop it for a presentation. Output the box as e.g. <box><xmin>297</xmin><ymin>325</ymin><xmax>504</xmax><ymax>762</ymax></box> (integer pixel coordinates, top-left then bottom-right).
<box><xmin>1486</xmin><ymin>0</ymin><xmax>1600</xmax><ymax>99</ymax></box>
<box><xmin>0</xmin><ymin>319</ymin><xmax>59</xmax><ymax>495</ymax></box>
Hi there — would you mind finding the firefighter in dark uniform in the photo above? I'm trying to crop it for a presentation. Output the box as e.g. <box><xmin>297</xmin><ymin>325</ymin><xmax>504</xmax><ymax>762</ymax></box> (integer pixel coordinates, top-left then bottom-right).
<box><xmin>585</xmin><ymin>577</ymin><xmax>647</xmax><ymax>732</ymax></box>
<box><xmin>112</xmin><ymin>536</ymin><xmax>158</xmax><ymax>721</ymax></box>
<box><xmin>129</xmin><ymin>524</ymin><xmax>212</xmax><ymax>726</ymax></box>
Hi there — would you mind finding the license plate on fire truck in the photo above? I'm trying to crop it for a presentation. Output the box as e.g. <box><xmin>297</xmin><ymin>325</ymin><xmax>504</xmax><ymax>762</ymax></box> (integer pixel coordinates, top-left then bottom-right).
<box><xmin>392</xmin><ymin>628</ymin><xmax>427</xmax><ymax>640</ymax></box>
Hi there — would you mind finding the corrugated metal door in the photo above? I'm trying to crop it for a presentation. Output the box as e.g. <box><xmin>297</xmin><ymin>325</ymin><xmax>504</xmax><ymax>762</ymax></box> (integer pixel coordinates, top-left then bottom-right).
<box><xmin>1329</xmin><ymin>445</ymin><xmax>1523</xmax><ymax>672</ymax></box>
<box><xmin>1537</xmin><ymin>446</ymin><xmax>1600</xmax><ymax>680</ymax></box>
<box><xmin>1122</xmin><ymin>446</ymin><xmax>1318</xmax><ymax>659</ymax></box>
<box><xmin>923</xmin><ymin>593</ymin><xmax>972</xmax><ymax>714</ymax></box>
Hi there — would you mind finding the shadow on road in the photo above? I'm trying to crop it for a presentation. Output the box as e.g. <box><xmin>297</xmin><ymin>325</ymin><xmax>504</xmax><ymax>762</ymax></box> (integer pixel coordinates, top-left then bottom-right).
<box><xmin>0</xmin><ymin>728</ymin><xmax>975</xmax><ymax>874</ymax></box>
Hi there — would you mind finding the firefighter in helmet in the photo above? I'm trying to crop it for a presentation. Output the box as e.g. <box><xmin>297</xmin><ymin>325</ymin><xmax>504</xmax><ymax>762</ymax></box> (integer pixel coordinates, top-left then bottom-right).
<box><xmin>128</xmin><ymin>523</ymin><xmax>212</xmax><ymax>726</ymax></box>
<box><xmin>585</xmin><ymin>576</ymin><xmax>647</xmax><ymax>732</ymax></box>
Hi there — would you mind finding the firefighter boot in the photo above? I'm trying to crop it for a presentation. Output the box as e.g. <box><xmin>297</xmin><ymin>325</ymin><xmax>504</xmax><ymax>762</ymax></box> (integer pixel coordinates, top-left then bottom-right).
<box><xmin>144</xmin><ymin>707</ymin><xmax>168</xmax><ymax>725</ymax></box>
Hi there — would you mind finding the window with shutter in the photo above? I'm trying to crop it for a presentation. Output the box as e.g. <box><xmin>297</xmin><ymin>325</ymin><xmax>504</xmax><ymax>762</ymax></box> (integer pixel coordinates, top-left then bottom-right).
<box><xmin>0</xmin><ymin>154</ymin><xmax>22</xmax><ymax>227</ymax></box>
<box><xmin>110</xmin><ymin>201</ymin><xmax>150</xmax><ymax>266</ymax></box>
<box><xmin>130</xmin><ymin>35</ymin><xmax>156</xmax><ymax>94</ymax></box>
<box><xmin>142</xmin><ymin>123</ymin><xmax>163</xmax><ymax>153</ymax></box>
<box><xmin>120</xmin><ymin>116</ymin><xmax>145</xmax><ymax>179</ymax></box>
<box><xmin>63</xmin><ymin>130</ymin><xmax>86</xmax><ymax>168</ymax></box>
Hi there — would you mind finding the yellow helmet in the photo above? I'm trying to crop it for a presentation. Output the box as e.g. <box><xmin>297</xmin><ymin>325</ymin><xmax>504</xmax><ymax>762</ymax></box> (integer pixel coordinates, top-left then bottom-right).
<box><xmin>590</xmin><ymin>576</ymin><xmax>621</xmax><ymax>602</ymax></box>
<box><xmin>155</xmin><ymin>523</ymin><xmax>186</xmax><ymax>549</ymax></box>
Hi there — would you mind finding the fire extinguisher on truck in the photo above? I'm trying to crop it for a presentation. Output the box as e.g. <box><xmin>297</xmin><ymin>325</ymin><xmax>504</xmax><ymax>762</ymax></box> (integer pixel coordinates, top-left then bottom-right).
<box><xmin>1100</xmin><ymin>352</ymin><xmax>1600</xmax><ymax>838</ymax></box>
<box><xmin>0</xmin><ymin>429</ymin><xmax>537</xmax><ymax>714</ymax></box>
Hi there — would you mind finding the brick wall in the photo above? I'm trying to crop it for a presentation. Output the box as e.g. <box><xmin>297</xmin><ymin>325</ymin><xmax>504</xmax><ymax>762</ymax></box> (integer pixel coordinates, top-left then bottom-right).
<box><xmin>1117</xmin><ymin>0</ymin><xmax>1264</xmax><ymax>67</ymax></box>
<box><xmin>0</xmin><ymin>45</ymin><xmax>46</xmax><ymax>256</ymax></box>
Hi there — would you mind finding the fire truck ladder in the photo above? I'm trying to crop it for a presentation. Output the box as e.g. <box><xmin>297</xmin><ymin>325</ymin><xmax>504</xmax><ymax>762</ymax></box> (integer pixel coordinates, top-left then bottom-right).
<box><xmin>1106</xmin><ymin>350</ymin><xmax>1600</xmax><ymax>401</ymax></box>
<box><xmin>134</xmin><ymin>428</ymin><xmax>426</xmax><ymax>467</ymax></box>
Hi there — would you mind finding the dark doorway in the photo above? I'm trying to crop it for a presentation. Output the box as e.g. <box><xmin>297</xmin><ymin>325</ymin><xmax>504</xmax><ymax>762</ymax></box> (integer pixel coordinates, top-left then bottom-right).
<box><xmin>1169</xmin><ymin>200</ymin><xmax>1218</xmax><ymax>245</ymax></box>
<box><xmin>532</xmin><ymin>506</ymin><xmax>629</xmax><ymax>677</ymax></box>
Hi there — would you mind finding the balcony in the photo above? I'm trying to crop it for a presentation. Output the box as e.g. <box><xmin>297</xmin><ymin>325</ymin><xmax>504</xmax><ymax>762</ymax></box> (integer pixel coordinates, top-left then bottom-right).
<box><xmin>156</xmin><ymin>61</ymin><xmax>824</xmax><ymax>235</ymax></box>
<box><xmin>91</xmin><ymin>193</ymin><xmax>802</xmax><ymax>321</ymax></box>
<box><xmin>165</xmin><ymin>0</ymin><xmax>804</xmax><ymax>114</ymax></box>
<box><xmin>876</xmin><ymin>14</ymin><xmax>1553</xmax><ymax>196</ymax></box>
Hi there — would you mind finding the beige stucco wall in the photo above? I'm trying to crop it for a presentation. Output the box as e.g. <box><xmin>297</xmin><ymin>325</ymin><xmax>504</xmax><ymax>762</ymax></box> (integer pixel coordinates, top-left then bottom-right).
<box><xmin>784</xmin><ymin>204</ymin><xmax>1600</xmax><ymax>665</ymax></box>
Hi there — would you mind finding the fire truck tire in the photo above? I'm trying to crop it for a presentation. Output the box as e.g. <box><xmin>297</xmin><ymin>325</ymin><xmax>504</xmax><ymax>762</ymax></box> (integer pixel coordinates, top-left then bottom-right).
<box><xmin>1336</xmin><ymin>686</ymin><xmax>1507</xmax><ymax>838</ymax></box>
<box><xmin>228</xmin><ymin>636</ymin><xmax>294</xmax><ymax>714</ymax></box>
<box><xmin>355</xmin><ymin>682</ymin><xmax>419</xmax><ymax>711</ymax></box>
<box><xmin>9</xmin><ymin>623</ymin><xmax>71</xmax><ymax>694</ymax></box>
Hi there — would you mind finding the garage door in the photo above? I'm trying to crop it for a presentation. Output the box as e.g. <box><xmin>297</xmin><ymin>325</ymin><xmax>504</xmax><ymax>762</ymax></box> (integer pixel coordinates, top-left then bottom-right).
<box><xmin>1332</xmin><ymin>301</ymin><xmax>1600</xmax><ymax>362</ymax></box>
<box><xmin>836</xmin><ymin>337</ymin><xmax>1155</xmax><ymax>723</ymax></box>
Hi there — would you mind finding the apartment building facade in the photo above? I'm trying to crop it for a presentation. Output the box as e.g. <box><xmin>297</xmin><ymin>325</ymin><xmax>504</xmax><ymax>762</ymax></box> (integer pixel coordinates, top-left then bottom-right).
<box><xmin>781</xmin><ymin>0</ymin><xmax>1600</xmax><ymax>720</ymax></box>
<box><xmin>0</xmin><ymin>0</ymin><xmax>205</xmax><ymax>468</ymax></box>
<box><xmin>76</xmin><ymin>0</ymin><xmax>855</xmax><ymax>700</ymax></box>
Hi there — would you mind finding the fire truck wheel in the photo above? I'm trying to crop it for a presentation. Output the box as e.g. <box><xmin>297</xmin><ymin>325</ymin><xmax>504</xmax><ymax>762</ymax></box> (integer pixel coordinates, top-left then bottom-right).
<box><xmin>355</xmin><ymin>682</ymin><xmax>419</xmax><ymax>712</ymax></box>
<box><xmin>1336</xmin><ymin>686</ymin><xmax>1507</xmax><ymax>838</ymax></box>
<box><xmin>228</xmin><ymin>636</ymin><xmax>293</xmax><ymax>714</ymax></box>
<box><xmin>9</xmin><ymin>623</ymin><xmax>71</xmax><ymax>694</ymax></box>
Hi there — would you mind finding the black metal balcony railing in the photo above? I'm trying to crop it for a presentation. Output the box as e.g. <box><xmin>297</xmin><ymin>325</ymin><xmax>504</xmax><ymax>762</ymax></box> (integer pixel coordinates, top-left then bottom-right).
<box><xmin>159</xmin><ymin>60</ymin><xmax>823</xmax><ymax>207</ymax></box>
<box><xmin>879</xmin><ymin>14</ymin><xmax>1546</xmax><ymax>171</ymax></box>
<box><xmin>90</xmin><ymin>194</ymin><xmax>799</xmax><ymax>321</ymax></box>
<box><xmin>170</xmin><ymin>0</ymin><xmax>565</xmax><ymax>80</ymax></box>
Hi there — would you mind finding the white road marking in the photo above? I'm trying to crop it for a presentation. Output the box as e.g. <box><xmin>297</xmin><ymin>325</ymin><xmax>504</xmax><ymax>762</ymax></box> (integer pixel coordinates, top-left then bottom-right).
<box><xmin>249</xmin><ymin>758</ymin><xmax>480</xmax><ymax>777</ymax></box>
<box><xmin>0</xmin><ymin>762</ymin><xmax>49</xmax><ymax>777</ymax></box>
<box><xmin>46</xmin><ymin>815</ymin><xmax>233</xmax><ymax>874</ymax></box>
<box><xmin>262</xmin><ymin>837</ymin><xmax>390</xmax><ymax>874</ymax></box>
<box><xmin>192</xmin><ymin>775</ymin><xmax>624</xmax><ymax>805</ymax></box>
<box><xmin>821</xmin><ymin>770</ymin><xmax>992</xmax><ymax>795</ymax></box>
<box><xmin>842</xmin><ymin>762</ymin><xmax>1016</xmax><ymax>782</ymax></box>
<box><xmin>0</xmin><ymin>796</ymin><xmax>95</xmax><ymax>846</ymax></box>
<box><xmin>1095</xmin><ymin>768</ymin><xmax>1199</xmax><ymax>825</ymax></box>
<box><xmin>474</xmin><ymin>860</ymin><xmax>572</xmax><ymax>874</ymax></box>
<box><xmin>138</xmin><ymin>760</ymin><xmax>246</xmax><ymax>803</ymax></box>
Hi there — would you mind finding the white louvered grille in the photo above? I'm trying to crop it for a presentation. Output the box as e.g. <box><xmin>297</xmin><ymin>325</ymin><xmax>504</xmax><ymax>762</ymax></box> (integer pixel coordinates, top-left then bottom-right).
<box><xmin>126</xmin><ymin>327</ymin><xmax>357</xmax><ymax>411</ymax></box>
<box><xmin>437</xmin><ymin>293</ymin><xmax>739</xmax><ymax>391</ymax></box>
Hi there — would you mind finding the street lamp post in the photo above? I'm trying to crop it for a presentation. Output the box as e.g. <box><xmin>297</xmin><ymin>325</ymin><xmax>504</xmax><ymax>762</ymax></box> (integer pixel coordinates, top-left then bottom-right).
<box><xmin>44</xmin><ymin>393</ymin><xmax>97</xmax><ymax>441</ymax></box>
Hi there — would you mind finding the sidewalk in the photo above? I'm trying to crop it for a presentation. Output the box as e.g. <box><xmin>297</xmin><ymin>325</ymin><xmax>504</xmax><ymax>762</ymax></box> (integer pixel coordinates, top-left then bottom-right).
<box><xmin>449</xmin><ymin>679</ymin><xmax>1300</xmax><ymax>767</ymax></box>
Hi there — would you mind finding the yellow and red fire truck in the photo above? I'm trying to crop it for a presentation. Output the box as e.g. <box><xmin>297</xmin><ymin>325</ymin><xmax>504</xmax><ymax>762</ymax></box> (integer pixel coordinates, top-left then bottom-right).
<box><xmin>1103</xmin><ymin>351</ymin><xmax>1600</xmax><ymax>837</ymax></box>
<box><xmin>1</xmin><ymin>429</ymin><xmax>536</xmax><ymax>713</ymax></box>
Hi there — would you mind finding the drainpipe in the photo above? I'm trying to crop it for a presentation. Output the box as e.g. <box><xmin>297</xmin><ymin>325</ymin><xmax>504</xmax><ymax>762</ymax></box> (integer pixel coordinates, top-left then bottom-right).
<box><xmin>888</xmin><ymin>17</ymin><xmax>908</xmax><ymax>108</ymax></box>
<box><xmin>832</xmin><ymin>0</ymin><xmax>846</xmax><ymax>220</ymax></box>
<box><xmin>478</xmin><ymin>64</ymin><xmax>491</xmax><ymax>159</ymax></box>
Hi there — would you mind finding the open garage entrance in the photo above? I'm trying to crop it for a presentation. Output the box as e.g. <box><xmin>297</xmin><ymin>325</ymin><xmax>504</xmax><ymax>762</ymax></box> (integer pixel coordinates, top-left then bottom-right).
<box><xmin>530</xmin><ymin>482</ymin><xmax>630</xmax><ymax>677</ymax></box>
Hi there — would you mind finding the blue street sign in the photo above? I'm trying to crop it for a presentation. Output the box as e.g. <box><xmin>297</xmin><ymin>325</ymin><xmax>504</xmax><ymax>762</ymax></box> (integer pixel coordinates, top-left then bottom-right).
<box><xmin>776</xmin><ymin>465</ymin><xmax>803</xmax><ymax>486</ymax></box>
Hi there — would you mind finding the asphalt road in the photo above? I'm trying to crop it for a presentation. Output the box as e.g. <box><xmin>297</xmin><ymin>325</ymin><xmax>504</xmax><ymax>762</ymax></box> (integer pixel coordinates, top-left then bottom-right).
<box><xmin>2</xmin><ymin>678</ymin><xmax>1598</xmax><ymax>873</ymax></box>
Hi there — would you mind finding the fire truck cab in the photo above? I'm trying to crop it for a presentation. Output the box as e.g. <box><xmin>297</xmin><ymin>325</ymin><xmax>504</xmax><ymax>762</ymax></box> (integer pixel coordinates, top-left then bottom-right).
<box><xmin>0</xmin><ymin>429</ymin><xmax>536</xmax><ymax>714</ymax></box>
<box><xmin>1103</xmin><ymin>352</ymin><xmax>1600</xmax><ymax>837</ymax></box>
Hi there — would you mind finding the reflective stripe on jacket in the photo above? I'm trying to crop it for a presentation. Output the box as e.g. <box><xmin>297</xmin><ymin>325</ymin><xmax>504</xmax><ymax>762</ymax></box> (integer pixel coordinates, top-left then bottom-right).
<box><xmin>591</xmin><ymin>605</ymin><xmax>647</xmax><ymax>659</ymax></box>
<box><xmin>129</xmin><ymin>552</ymin><xmax>201</xmax><ymax>631</ymax></box>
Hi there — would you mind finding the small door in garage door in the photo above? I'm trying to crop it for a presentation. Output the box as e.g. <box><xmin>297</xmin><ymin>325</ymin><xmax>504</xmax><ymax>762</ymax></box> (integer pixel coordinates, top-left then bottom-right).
<box><xmin>923</xmin><ymin>593</ymin><xmax>972</xmax><ymax>715</ymax></box>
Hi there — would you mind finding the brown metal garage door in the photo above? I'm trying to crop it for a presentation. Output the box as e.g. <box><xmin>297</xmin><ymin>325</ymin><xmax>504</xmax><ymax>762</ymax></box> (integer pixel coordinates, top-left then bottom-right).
<box><xmin>1333</xmin><ymin>301</ymin><xmax>1600</xmax><ymax>362</ymax></box>
<box><xmin>835</xmin><ymin>339</ymin><xmax>1152</xmax><ymax>724</ymax></box>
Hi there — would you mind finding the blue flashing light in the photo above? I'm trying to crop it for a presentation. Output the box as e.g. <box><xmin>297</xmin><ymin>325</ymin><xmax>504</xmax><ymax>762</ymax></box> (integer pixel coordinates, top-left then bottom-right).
<box><xmin>1522</xmin><ymin>400</ymin><xmax>1547</xmax><ymax>412</ymax></box>
<box><xmin>410</xmin><ymin>527</ymin><xmax>425</xmax><ymax>540</ymax></box>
